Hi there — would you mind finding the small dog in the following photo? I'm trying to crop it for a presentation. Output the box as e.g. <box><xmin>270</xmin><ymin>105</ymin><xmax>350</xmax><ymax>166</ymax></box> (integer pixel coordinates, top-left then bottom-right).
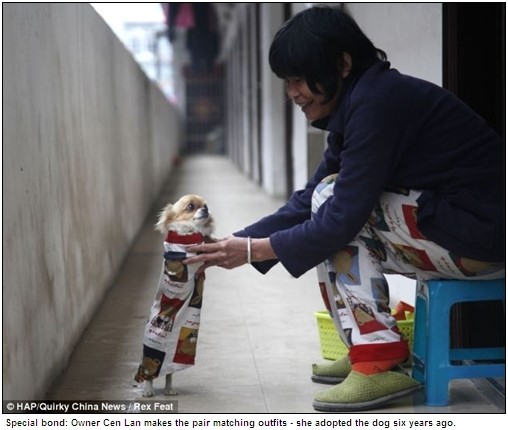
<box><xmin>154</xmin><ymin>194</ymin><xmax>215</xmax><ymax>239</ymax></box>
<box><xmin>135</xmin><ymin>194</ymin><xmax>214</xmax><ymax>397</ymax></box>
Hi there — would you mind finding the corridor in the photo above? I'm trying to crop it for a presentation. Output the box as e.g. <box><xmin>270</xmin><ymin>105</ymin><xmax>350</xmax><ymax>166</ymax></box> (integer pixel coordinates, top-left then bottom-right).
<box><xmin>47</xmin><ymin>155</ymin><xmax>504</xmax><ymax>414</ymax></box>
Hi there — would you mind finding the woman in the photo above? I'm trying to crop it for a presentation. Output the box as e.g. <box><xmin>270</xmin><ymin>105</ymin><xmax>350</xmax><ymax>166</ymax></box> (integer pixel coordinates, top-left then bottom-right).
<box><xmin>185</xmin><ymin>6</ymin><xmax>505</xmax><ymax>411</ymax></box>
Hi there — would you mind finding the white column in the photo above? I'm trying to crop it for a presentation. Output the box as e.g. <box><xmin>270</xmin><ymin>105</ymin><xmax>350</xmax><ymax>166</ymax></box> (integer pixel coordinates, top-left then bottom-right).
<box><xmin>259</xmin><ymin>3</ymin><xmax>286</xmax><ymax>197</ymax></box>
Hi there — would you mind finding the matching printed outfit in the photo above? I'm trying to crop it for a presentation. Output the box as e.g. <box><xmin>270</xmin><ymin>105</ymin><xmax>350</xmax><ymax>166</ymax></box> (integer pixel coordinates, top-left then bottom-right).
<box><xmin>313</xmin><ymin>175</ymin><xmax>504</xmax><ymax>364</ymax></box>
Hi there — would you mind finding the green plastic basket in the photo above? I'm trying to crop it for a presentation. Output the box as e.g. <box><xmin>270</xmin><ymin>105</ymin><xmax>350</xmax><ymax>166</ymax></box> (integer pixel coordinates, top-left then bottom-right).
<box><xmin>314</xmin><ymin>310</ymin><xmax>414</xmax><ymax>361</ymax></box>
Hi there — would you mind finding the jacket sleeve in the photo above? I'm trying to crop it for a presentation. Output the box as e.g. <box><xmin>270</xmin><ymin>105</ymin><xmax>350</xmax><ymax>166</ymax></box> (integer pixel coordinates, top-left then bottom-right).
<box><xmin>234</xmin><ymin>140</ymin><xmax>342</xmax><ymax>274</ymax></box>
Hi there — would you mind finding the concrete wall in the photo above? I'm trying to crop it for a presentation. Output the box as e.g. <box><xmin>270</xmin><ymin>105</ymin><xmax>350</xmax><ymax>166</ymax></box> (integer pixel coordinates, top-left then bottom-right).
<box><xmin>345</xmin><ymin>3</ymin><xmax>442</xmax><ymax>85</ymax></box>
<box><xmin>3</xmin><ymin>3</ymin><xmax>181</xmax><ymax>399</ymax></box>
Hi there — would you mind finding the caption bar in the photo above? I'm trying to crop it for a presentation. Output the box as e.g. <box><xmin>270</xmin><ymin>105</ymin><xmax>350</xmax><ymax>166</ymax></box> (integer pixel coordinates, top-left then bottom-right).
<box><xmin>3</xmin><ymin>401</ymin><xmax>177</xmax><ymax>414</ymax></box>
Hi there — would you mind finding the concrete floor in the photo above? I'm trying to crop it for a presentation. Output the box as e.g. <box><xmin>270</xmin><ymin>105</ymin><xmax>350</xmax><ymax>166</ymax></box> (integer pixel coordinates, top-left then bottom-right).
<box><xmin>48</xmin><ymin>155</ymin><xmax>504</xmax><ymax>414</ymax></box>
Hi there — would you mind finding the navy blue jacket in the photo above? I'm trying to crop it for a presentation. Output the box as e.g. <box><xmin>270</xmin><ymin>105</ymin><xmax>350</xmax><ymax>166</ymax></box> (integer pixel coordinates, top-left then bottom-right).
<box><xmin>235</xmin><ymin>62</ymin><xmax>504</xmax><ymax>278</ymax></box>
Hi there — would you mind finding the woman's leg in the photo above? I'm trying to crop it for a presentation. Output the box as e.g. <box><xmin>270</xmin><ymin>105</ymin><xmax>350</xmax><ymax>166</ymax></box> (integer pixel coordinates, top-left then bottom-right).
<box><xmin>369</xmin><ymin>189</ymin><xmax>505</xmax><ymax>281</ymax></box>
<box><xmin>312</xmin><ymin>180</ymin><xmax>420</xmax><ymax>410</ymax></box>
<box><xmin>326</xmin><ymin>225</ymin><xmax>410</xmax><ymax>371</ymax></box>
<box><xmin>313</xmin><ymin>176</ymin><xmax>409</xmax><ymax>374</ymax></box>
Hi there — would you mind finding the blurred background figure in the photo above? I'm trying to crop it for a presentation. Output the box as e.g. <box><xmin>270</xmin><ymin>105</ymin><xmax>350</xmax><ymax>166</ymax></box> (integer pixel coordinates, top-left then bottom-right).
<box><xmin>162</xmin><ymin>3</ymin><xmax>224</xmax><ymax>154</ymax></box>
<box><xmin>93</xmin><ymin>2</ymin><xmax>226</xmax><ymax>154</ymax></box>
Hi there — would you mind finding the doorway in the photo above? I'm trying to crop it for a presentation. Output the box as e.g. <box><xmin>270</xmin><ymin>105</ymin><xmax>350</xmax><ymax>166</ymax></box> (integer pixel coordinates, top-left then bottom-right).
<box><xmin>442</xmin><ymin>2</ymin><xmax>506</xmax><ymax>360</ymax></box>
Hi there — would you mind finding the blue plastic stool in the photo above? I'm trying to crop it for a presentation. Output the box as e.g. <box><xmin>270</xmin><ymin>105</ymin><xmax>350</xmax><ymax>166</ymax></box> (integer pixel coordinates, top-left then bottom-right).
<box><xmin>412</xmin><ymin>279</ymin><xmax>505</xmax><ymax>406</ymax></box>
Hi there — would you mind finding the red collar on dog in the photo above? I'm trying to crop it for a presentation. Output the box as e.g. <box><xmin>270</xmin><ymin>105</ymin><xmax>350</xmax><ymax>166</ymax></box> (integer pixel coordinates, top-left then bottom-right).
<box><xmin>165</xmin><ymin>231</ymin><xmax>204</xmax><ymax>244</ymax></box>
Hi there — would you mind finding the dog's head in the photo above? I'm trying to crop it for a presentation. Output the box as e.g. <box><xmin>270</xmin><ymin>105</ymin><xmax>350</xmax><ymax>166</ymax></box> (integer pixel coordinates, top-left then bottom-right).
<box><xmin>155</xmin><ymin>194</ymin><xmax>215</xmax><ymax>237</ymax></box>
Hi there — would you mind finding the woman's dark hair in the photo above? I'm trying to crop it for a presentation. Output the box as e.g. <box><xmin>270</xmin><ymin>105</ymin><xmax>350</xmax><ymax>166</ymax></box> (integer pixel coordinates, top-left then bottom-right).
<box><xmin>269</xmin><ymin>6</ymin><xmax>387</xmax><ymax>103</ymax></box>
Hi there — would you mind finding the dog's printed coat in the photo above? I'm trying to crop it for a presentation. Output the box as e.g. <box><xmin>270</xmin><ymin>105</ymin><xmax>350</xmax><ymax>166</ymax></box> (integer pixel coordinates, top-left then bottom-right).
<box><xmin>135</xmin><ymin>231</ymin><xmax>204</xmax><ymax>382</ymax></box>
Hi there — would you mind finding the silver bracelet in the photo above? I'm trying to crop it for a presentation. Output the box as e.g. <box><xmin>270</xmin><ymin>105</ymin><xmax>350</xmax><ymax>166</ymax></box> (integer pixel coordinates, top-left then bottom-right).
<box><xmin>247</xmin><ymin>236</ymin><xmax>252</xmax><ymax>264</ymax></box>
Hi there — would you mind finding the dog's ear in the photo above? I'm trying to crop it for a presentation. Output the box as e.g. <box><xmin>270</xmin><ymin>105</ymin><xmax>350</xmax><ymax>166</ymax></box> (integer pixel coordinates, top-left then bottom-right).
<box><xmin>155</xmin><ymin>203</ymin><xmax>175</xmax><ymax>233</ymax></box>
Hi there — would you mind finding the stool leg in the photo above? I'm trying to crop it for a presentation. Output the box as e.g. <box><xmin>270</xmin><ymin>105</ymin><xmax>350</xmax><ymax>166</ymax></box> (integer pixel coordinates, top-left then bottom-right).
<box><xmin>412</xmin><ymin>292</ymin><xmax>427</xmax><ymax>384</ymax></box>
<box><xmin>424</xmin><ymin>283</ymin><xmax>452</xmax><ymax>406</ymax></box>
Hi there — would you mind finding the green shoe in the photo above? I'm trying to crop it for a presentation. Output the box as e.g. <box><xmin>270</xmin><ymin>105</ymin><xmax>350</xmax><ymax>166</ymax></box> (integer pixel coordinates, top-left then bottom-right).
<box><xmin>313</xmin><ymin>370</ymin><xmax>421</xmax><ymax>412</ymax></box>
<box><xmin>311</xmin><ymin>356</ymin><xmax>351</xmax><ymax>384</ymax></box>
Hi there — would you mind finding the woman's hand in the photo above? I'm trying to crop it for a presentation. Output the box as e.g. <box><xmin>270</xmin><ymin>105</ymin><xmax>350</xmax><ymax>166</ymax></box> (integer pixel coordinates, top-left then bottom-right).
<box><xmin>184</xmin><ymin>236</ymin><xmax>276</xmax><ymax>273</ymax></box>
<box><xmin>184</xmin><ymin>236</ymin><xmax>249</xmax><ymax>272</ymax></box>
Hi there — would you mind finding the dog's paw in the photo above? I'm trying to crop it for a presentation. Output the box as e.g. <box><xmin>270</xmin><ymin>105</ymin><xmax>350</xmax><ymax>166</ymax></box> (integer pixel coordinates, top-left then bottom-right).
<box><xmin>143</xmin><ymin>384</ymin><xmax>155</xmax><ymax>398</ymax></box>
<box><xmin>164</xmin><ymin>388</ymin><xmax>178</xmax><ymax>396</ymax></box>
<box><xmin>164</xmin><ymin>374</ymin><xmax>176</xmax><ymax>395</ymax></box>
<box><xmin>143</xmin><ymin>389</ymin><xmax>155</xmax><ymax>397</ymax></box>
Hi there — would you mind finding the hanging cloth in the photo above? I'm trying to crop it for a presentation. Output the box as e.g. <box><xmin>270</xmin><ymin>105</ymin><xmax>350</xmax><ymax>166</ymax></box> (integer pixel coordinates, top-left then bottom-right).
<box><xmin>175</xmin><ymin>3</ymin><xmax>195</xmax><ymax>28</ymax></box>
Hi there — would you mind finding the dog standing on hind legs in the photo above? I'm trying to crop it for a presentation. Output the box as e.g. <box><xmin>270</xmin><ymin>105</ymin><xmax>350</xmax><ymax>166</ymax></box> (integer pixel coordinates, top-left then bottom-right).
<box><xmin>134</xmin><ymin>194</ymin><xmax>215</xmax><ymax>397</ymax></box>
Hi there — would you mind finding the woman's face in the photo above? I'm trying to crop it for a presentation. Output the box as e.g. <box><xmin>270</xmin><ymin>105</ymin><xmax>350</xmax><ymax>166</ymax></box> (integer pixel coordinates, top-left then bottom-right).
<box><xmin>285</xmin><ymin>78</ymin><xmax>338</xmax><ymax>121</ymax></box>
<box><xmin>284</xmin><ymin>53</ymin><xmax>351</xmax><ymax>121</ymax></box>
